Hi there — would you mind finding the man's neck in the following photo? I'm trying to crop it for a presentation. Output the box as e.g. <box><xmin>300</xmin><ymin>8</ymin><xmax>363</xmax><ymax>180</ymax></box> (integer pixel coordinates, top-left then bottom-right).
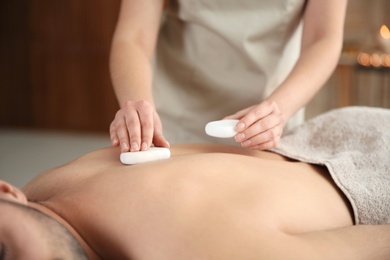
<box><xmin>28</xmin><ymin>201</ymin><xmax>100</xmax><ymax>259</ymax></box>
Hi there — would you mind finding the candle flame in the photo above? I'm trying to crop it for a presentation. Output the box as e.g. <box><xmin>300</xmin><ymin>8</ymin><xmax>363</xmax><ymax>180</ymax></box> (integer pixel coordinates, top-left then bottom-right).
<box><xmin>380</xmin><ymin>25</ymin><xmax>390</xmax><ymax>39</ymax></box>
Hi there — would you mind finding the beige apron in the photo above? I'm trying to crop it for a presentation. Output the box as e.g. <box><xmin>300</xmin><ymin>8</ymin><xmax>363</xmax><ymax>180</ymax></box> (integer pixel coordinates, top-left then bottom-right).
<box><xmin>153</xmin><ymin>0</ymin><xmax>307</xmax><ymax>145</ymax></box>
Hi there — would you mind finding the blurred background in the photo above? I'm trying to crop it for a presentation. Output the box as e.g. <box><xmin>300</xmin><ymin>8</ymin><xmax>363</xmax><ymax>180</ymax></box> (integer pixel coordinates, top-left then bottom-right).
<box><xmin>1</xmin><ymin>0</ymin><xmax>389</xmax><ymax>187</ymax></box>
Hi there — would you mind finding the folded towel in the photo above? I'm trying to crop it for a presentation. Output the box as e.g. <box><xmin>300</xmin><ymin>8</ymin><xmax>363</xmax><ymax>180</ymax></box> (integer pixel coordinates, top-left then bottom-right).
<box><xmin>272</xmin><ymin>106</ymin><xmax>390</xmax><ymax>225</ymax></box>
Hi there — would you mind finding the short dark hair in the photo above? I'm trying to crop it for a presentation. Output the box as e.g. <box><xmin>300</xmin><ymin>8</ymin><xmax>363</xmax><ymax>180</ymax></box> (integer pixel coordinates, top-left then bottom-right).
<box><xmin>0</xmin><ymin>199</ymin><xmax>88</xmax><ymax>260</ymax></box>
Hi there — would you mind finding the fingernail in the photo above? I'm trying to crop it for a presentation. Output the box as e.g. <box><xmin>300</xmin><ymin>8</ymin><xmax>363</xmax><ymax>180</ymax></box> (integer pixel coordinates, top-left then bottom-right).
<box><xmin>242</xmin><ymin>140</ymin><xmax>251</xmax><ymax>147</ymax></box>
<box><xmin>121</xmin><ymin>142</ymin><xmax>129</xmax><ymax>151</ymax></box>
<box><xmin>112</xmin><ymin>138</ymin><xmax>119</xmax><ymax>146</ymax></box>
<box><xmin>236</xmin><ymin>122</ymin><xmax>245</xmax><ymax>131</ymax></box>
<box><xmin>141</xmin><ymin>142</ymin><xmax>148</xmax><ymax>151</ymax></box>
<box><xmin>131</xmin><ymin>142</ymin><xmax>139</xmax><ymax>152</ymax></box>
<box><xmin>235</xmin><ymin>133</ymin><xmax>245</xmax><ymax>142</ymax></box>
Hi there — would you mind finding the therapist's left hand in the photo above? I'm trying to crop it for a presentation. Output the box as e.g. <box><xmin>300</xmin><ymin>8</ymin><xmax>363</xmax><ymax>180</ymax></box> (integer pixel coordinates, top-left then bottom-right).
<box><xmin>224</xmin><ymin>100</ymin><xmax>285</xmax><ymax>150</ymax></box>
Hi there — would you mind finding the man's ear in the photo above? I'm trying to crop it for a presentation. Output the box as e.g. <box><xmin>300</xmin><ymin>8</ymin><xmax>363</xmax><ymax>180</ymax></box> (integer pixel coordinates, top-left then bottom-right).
<box><xmin>0</xmin><ymin>180</ymin><xmax>28</xmax><ymax>204</ymax></box>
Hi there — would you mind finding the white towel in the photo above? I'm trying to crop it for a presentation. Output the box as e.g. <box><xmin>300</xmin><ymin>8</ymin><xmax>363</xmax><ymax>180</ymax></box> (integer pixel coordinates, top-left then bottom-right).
<box><xmin>272</xmin><ymin>106</ymin><xmax>390</xmax><ymax>225</ymax></box>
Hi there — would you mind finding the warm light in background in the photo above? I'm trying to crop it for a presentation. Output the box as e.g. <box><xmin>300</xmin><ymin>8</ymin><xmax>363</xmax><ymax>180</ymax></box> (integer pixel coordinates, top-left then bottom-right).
<box><xmin>357</xmin><ymin>52</ymin><xmax>390</xmax><ymax>67</ymax></box>
<box><xmin>356</xmin><ymin>25</ymin><xmax>390</xmax><ymax>67</ymax></box>
<box><xmin>381</xmin><ymin>53</ymin><xmax>390</xmax><ymax>66</ymax></box>
<box><xmin>370</xmin><ymin>53</ymin><xmax>382</xmax><ymax>67</ymax></box>
<box><xmin>380</xmin><ymin>25</ymin><xmax>390</xmax><ymax>39</ymax></box>
<box><xmin>357</xmin><ymin>52</ymin><xmax>371</xmax><ymax>66</ymax></box>
<box><xmin>378</xmin><ymin>24</ymin><xmax>390</xmax><ymax>54</ymax></box>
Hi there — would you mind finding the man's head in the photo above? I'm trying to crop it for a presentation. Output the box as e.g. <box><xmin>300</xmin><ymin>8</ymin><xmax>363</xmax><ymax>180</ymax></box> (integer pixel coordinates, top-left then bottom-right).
<box><xmin>0</xmin><ymin>180</ymin><xmax>87</xmax><ymax>260</ymax></box>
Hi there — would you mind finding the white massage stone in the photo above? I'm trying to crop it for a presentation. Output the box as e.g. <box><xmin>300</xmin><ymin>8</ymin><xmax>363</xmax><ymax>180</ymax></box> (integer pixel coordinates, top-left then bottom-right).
<box><xmin>205</xmin><ymin>119</ymin><xmax>239</xmax><ymax>138</ymax></box>
<box><xmin>120</xmin><ymin>147</ymin><xmax>171</xmax><ymax>165</ymax></box>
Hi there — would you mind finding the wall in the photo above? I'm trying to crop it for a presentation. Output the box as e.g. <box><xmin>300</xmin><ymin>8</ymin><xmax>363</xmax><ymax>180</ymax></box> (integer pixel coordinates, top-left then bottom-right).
<box><xmin>0</xmin><ymin>1</ymin><xmax>32</xmax><ymax>127</ymax></box>
<box><xmin>306</xmin><ymin>0</ymin><xmax>390</xmax><ymax>119</ymax></box>
<box><xmin>0</xmin><ymin>0</ymin><xmax>120</xmax><ymax>132</ymax></box>
<box><xmin>344</xmin><ymin>0</ymin><xmax>390</xmax><ymax>44</ymax></box>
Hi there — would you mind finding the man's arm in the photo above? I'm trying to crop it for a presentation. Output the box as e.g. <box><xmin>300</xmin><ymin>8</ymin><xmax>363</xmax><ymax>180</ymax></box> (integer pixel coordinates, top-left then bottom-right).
<box><xmin>290</xmin><ymin>224</ymin><xmax>390</xmax><ymax>259</ymax></box>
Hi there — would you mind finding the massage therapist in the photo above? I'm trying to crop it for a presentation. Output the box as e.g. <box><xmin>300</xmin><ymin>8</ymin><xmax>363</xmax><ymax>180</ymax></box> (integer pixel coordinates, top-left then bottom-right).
<box><xmin>109</xmin><ymin>0</ymin><xmax>348</xmax><ymax>152</ymax></box>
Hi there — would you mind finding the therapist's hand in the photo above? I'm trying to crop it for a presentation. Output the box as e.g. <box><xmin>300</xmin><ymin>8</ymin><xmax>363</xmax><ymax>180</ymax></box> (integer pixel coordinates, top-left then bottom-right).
<box><xmin>110</xmin><ymin>100</ymin><xmax>170</xmax><ymax>152</ymax></box>
<box><xmin>225</xmin><ymin>101</ymin><xmax>285</xmax><ymax>150</ymax></box>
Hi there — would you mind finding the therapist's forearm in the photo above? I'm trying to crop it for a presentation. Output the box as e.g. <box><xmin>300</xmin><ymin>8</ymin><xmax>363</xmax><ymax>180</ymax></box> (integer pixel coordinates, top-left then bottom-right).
<box><xmin>266</xmin><ymin>36</ymin><xmax>342</xmax><ymax>120</ymax></box>
<box><xmin>110</xmin><ymin>41</ymin><xmax>155</xmax><ymax>108</ymax></box>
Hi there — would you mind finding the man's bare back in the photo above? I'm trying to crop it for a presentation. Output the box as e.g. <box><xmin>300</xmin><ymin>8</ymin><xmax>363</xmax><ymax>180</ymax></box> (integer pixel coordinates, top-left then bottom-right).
<box><xmin>19</xmin><ymin>144</ymin><xmax>359</xmax><ymax>259</ymax></box>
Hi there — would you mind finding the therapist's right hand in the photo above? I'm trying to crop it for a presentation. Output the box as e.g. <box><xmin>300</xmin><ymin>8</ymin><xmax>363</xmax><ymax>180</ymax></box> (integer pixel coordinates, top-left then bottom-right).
<box><xmin>110</xmin><ymin>100</ymin><xmax>170</xmax><ymax>152</ymax></box>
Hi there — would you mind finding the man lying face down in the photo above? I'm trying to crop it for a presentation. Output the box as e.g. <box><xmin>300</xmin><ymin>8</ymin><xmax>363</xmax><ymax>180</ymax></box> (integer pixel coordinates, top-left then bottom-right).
<box><xmin>1</xmin><ymin>107</ymin><xmax>390</xmax><ymax>259</ymax></box>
